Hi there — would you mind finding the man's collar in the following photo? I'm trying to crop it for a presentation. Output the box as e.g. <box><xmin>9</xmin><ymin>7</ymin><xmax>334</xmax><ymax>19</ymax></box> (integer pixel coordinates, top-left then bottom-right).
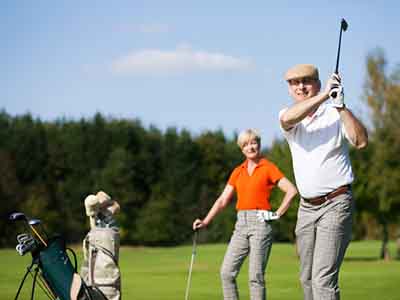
<box><xmin>303</xmin><ymin>103</ymin><xmax>327</xmax><ymax>125</ymax></box>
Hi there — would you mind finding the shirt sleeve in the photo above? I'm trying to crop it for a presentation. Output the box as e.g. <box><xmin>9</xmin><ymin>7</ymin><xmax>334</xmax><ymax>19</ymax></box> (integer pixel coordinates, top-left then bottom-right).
<box><xmin>266</xmin><ymin>162</ymin><xmax>284</xmax><ymax>184</ymax></box>
<box><xmin>279</xmin><ymin>108</ymin><xmax>297</xmax><ymax>136</ymax></box>
<box><xmin>333</xmin><ymin>107</ymin><xmax>353</xmax><ymax>146</ymax></box>
<box><xmin>341</xmin><ymin>121</ymin><xmax>355</xmax><ymax>146</ymax></box>
<box><xmin>227</xmin><ymin>167</ymin><xmax>240</xmax><ymax>188</ymax></box>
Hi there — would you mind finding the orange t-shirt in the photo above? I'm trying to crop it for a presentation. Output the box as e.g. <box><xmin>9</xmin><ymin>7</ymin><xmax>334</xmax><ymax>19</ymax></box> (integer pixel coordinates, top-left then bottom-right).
<box><xmin>228</xmin><ymin>158</ymin><xmax>284</xmax><ymax>210</ymax></box>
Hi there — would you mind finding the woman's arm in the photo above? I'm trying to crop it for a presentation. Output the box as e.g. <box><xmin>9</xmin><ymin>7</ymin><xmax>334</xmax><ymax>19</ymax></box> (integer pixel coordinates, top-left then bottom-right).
<box><xmin>275</xmin><ymin>177</ymin><xmax>298</xmax><ymax>217</ymax></box>
<box><xmin>192</xmin><ymin>184</ymin><xmax>235</xmax><ymax>230</ymax></box>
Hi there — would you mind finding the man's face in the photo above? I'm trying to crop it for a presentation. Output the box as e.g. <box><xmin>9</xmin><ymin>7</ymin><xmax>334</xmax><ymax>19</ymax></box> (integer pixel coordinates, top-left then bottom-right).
<box><xmin>287</xmin><ymin>77</ymin><xmax>321</xmax><ymax>102</ymax></box>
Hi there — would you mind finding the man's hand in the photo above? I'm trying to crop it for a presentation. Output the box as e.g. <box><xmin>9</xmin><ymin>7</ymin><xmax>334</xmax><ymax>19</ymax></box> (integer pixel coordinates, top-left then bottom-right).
<box><xmin>329</xmin><ymin>84</ymin><xmax>345</xmax><ymax>108</ymax></box>
<box><xmin>257</xmin><ymin>210</ymin><xmax>280</xmax><ymax>222</ymax></box>
<box><xmin>324</xmin><ymin>73</ymin><xmax>341</xmax><ymax>94</ymax></box>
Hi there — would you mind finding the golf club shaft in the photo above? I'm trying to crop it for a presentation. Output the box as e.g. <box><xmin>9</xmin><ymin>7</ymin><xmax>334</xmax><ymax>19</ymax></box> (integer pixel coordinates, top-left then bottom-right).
<box><xmin>29</xmin><ymin>225</ymin><xmax>48</xmax><ymax>247</ymax></box>
<box><xmin>332</xmin><ymin>18</ymin><xmax>348</xmax><ymax>97</ymax></box>
<box><xmin>184</xmin><ymin>230</ymin><xmax>198</xmax><ymax>300</ymax></box>
<box><xmin>334</xmin><ymin>27</ymin><xmax>343</xmax><ymax>74</ymax></box>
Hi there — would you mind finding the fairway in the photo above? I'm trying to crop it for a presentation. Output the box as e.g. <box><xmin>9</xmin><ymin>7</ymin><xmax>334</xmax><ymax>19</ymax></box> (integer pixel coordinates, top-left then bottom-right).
<box><xmin>1</xmin><ymin>240</ymin><xmax>399</xmax><ymax>300</ymax></box>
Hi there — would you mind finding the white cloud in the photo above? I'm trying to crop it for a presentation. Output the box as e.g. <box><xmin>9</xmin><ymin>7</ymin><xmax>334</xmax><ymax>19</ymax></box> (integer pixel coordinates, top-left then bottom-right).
<box><xmin>110</xmin><ymin>44</ymin><xmax>254</xmax><ymax>75</ymax></box>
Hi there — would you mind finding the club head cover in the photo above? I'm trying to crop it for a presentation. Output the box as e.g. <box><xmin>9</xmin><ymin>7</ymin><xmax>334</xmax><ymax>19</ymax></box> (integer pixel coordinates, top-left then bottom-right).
<box><xmin>84</xmin><ymin>194</ymin><xmax>99</xmax><ymax>217</ymax></box>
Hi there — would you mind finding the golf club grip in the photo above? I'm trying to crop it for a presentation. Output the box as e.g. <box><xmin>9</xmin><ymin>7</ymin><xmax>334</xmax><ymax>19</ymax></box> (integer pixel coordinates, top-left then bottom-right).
<box><xmin>330</xmin><ymin>69</ymin><xmax>340</xmax><ymax>98</ymax></box>
<box><xmin>331</xmin><ymin>74</ymin><xmax>338</xmax><ymax>98</ymax></box>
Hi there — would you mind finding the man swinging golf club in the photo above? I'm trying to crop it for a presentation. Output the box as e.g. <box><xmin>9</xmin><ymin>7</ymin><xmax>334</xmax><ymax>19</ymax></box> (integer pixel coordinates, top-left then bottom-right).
<box><xmin>279</xmin><ymin>62</ymin><xmax>368</xmax><ymax>300</ymax></box>
<box><xmin>193</xmin><ymin>129</ymin><xmax>297</xmax><ymax>300</ymax></box>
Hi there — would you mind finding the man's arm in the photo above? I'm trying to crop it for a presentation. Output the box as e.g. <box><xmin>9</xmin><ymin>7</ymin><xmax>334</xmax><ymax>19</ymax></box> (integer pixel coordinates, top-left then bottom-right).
<box><xmin>280</xmin><ymin>92</ymin><xmax>329</xmax><ymax>130</ymax></box>
<box><xmin>337</xmin><ymin>107</ymin><xmax>368</xmax><ymax>149</ymax></box>
<box><xmin>280</xmin><ymin>74</ymin><xmax>341</xmax><ymax>131</ymax></box>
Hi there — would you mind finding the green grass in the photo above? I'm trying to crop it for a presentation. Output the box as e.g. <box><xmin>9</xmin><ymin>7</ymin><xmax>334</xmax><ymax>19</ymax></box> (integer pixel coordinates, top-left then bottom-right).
<box><xmin>1</xmin><ymin>240</ymin><xmax>399</xmax><ymax>300</ymax></box>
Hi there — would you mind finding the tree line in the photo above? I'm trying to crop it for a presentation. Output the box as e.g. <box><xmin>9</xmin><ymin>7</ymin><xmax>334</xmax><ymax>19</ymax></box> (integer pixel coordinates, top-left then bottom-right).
<box><xmin>1</xmin><ymin>50</ymin><xmax>399</xmax><ymax>258</ymax></box>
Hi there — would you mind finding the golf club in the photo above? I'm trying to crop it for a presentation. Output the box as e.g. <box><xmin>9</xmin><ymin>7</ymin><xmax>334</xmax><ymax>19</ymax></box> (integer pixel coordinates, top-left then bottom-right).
<box><xmin>29</xmin><ymin>218</ymin><xmax>50</xmax><ymax>241</ymax></box>
<box><xmin>184</xmin><ymin>230</ymin><xmax>198</xmax><ymax>300</ymax></box>
<box><xmin>10</xmin><ymin>213</ymin><xmax>32</xmax><ymax>239</ymax></box>
<box><xmin>331</xmin><ymin>18</ymin><xmax>348</xmax><ymax>98</ymax></box>
<box><xmin>9</xmin><ymin>212</ymin><xmax>27</xmax><ymax>222</ymax></box>
<box><xmin>16</xmin><ymin>238</ymin><xmax>37</xmax><ymax>256</ymax></box>
<box><xmin>17</xmin><ymin>233</ymin><xmax>32</xmax><ymax>243</ymax></box>
<box><xmin>9</xmin><ymin>212</ymin><xmax>48</xmax><ymax>247</ymax></box>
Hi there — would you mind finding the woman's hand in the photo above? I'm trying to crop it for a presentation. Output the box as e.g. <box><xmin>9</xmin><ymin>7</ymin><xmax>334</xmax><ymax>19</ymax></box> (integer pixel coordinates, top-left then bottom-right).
<box><xmin>192</xmin><ymin>184</ymin><xmax>235</xmax><ymax>231</ymax></box>
<box><xmin>192</xmin><ymin>219</ymin><xmax>207</xmax><ymax>230</ymax></box>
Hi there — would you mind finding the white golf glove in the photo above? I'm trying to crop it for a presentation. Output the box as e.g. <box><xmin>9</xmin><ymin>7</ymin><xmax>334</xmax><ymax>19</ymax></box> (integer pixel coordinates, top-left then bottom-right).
<box><xmin>257</xmin><ymin>210</ymin><xmax>280</xmax><ymax>222</ymax></box>
<box><xmin>329</xmin><ymin>84</ymin><xmax>345</xmax><ymax>108</ymax></box>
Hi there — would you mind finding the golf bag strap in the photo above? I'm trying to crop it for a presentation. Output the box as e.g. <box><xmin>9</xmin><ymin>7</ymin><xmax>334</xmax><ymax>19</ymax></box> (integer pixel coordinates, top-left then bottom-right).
<box><xmin>67</xmin><ymin>247</ymin><xmax>78</xmax><ymax>272</ymax></box>
<box><xmin>89</xmin><ymin>247</ymin><xmax>98</xmax><ymax>286</ymax></box>
<box><xmin>88</xmin><ymin>241</ymin><xmax>119</xmax><ymax>266</ymax></box>
<box><xmin>88</xmin><ymin>248</ymin><xmax>117</xmax><ymax>288</ymax></box>
<box><xmin>87</xmin><ymin>241</ymin><xmax>120</xmax><ymax>287</ymax></box>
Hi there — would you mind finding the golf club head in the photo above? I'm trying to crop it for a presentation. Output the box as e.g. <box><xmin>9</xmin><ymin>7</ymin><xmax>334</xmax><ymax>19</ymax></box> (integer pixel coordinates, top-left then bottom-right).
<box><xmin>17</xmin><ymin>233</ymin><xmax>33</xmax><ymax>243</ymax></box>
<box><xmin>28</xmin><ymin>219</ymin><xmax>41</xmax><ymax>226</ymax></box>
<box><xmin>9</xmin><ymin>212</ymin><xmax>27</xmax><ymax>221</ymax></box>
<box><xmin>95</xmin><ymin>212</ymin><xmax>118</xmax><ymax>228</ymax></box>
<box><xmin>341</xmin><ymin>18</ymin><xmax>348</xmax><ymax>31</ymax></box>
<box><xmin>16</xmin><ymin>239</ymin><xmax>38</xmax><ymax>256</ymax></box>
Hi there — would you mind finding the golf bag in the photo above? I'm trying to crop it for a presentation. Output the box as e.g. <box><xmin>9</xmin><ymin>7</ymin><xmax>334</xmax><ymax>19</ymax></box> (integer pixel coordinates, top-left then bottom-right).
<box><xmin>80</xmin><ymin>228</ymin><xmax>121</xmax><ymax>300</ymax></box>
<box><xmin>12</xmin><ymin>191</ymin><xmax>121</xmax><ymax>300</ymax></box>
<box><xmin>13</xmin><ymin>234</ymin><xmax>100</xmax><ymax>300</ymax></box>
<box><xmin>38</xmin><ymin>236</ymin><xmax>97</xmax><ymax>300</ymax></box>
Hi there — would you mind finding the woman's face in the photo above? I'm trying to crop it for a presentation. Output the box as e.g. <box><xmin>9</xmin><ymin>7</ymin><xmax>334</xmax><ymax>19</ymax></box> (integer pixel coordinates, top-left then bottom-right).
<box><xmin>241</xmin><ymin>138</ymin><xmax>260</xmax><ymax>160</ymax></box>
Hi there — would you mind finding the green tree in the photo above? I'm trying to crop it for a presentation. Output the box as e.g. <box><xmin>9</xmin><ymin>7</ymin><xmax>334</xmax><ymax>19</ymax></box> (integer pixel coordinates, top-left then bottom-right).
<box><xmin>94</xmin><ymin>147</ymin><xmax>139</xmax><ymax>242</ymax></box>
<box><xmin>363</xmin><ymin>48</ymin><xmax>400</xmax><ymax>259</ymax></box>
<box><xmin>134</xmin><ymin>128</ymin><xmax>203</xmax><ymax>245</ymax></box>
<box><xmin>265</xmin><ymin>139</ymin><xmax>299</xmax><ymax>242</ymax></box>
<box><xmin>194</xmin><ymin>131</ymin><xmax>241</xmax><ymax>243</ymax></box>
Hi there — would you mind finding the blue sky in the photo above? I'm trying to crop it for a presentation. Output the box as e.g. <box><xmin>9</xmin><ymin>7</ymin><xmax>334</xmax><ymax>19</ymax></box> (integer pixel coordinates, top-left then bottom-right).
<box><xmin>2</xmin><ymin>1</ymin><xmax>399</xmax><ymax>146</ymax></box>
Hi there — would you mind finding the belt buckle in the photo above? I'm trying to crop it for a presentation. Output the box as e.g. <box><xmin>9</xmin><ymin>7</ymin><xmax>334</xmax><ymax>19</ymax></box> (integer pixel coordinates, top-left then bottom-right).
<box><xmin>316</xmin><ymin>196</ymin><xmax>329</xmax><ymax>205</ymax></box>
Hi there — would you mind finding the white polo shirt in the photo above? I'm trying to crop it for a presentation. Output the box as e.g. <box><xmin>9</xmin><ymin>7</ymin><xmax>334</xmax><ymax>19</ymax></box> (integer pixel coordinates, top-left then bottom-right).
<box><xmin>279</xmin><ymin>103</ymin><xmax>354</xmax><ymax>198</ymax></box>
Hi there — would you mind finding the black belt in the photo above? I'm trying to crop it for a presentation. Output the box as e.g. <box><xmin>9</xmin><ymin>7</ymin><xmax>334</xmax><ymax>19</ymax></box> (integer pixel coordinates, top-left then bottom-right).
<box><xmin>303</xmin><ymin>185</ymin><xmax>351</xmax><ymax>205</ymax></box>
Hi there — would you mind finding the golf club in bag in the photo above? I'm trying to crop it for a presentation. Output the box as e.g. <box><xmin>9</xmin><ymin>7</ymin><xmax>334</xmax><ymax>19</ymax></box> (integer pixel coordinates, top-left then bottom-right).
<box><xmin>10</xmin><ymin>212</ymin><xmax>96</xmax><ymax>300</ymax></box>
<box><xmin>80</xmin><ymin>191</ymin><xmax>121</xmax><ymax>300</ymax></box>
<box><xmin>331</xmin><ymin>18</ymin><xmax>348</xmax><ymax>98</ymax></box>
<box><xmin>10</xmin><ymin>191</ymin><xmax>121</xmax><ymax>300</ymax></box>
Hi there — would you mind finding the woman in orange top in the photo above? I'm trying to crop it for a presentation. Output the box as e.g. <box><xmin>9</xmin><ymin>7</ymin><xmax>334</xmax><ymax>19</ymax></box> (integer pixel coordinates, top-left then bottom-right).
<box><xmin>193</xmin><ymin>128</ymin><xmax>297</xmax><ymax>300</ymax></box>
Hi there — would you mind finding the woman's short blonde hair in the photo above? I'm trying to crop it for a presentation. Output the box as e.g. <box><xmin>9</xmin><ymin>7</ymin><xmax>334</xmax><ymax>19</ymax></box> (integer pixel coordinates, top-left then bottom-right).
<box><xmin>237</xmin><ymin>129</ymin><xmax>261</xmax><ymax>149</ymax></box>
